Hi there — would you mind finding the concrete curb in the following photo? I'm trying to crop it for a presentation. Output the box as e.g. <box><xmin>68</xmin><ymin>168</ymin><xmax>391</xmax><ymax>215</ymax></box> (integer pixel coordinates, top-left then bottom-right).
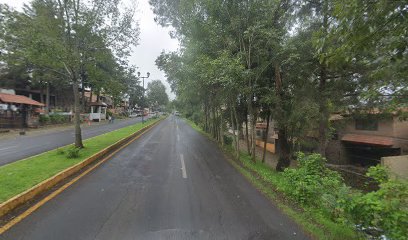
<box><xmin>0</xmin><ymin>118</ymin><xmax>163</xmax><ymax>218</ymax></box>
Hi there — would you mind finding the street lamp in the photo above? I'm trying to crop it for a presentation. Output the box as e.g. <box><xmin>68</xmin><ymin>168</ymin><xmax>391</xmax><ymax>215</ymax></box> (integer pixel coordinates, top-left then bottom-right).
<box><xmin>137</xmin><ymin>71</ymin><xmax>150</xmax><ymax>124</ymax></box>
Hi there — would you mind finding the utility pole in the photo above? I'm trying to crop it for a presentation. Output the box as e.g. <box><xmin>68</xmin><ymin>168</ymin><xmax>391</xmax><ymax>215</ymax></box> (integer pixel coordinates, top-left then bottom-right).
<box><xmin>137</xmin><ymin>71</ymin><xmax>150</xmax><ymax>124</ymax></box>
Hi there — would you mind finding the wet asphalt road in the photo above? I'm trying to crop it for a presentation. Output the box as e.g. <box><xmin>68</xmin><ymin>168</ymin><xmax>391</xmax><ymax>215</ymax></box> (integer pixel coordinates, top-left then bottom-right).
<box><xmin>0</xmin><ymin>116</ymin><xmax>310</xmax><ymax>240</ymax></box>
<box><xmin>0</xmin><ymin>116</ymin><xmax>149</xmax><ymax>166</ymax></box>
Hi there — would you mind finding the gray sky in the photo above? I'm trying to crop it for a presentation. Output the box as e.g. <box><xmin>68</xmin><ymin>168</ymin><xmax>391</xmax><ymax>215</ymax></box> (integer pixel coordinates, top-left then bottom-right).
<box><xmin>0</xmin><ymin>0</ymin><xmax>179</xmax><ymax>99</ymax></box>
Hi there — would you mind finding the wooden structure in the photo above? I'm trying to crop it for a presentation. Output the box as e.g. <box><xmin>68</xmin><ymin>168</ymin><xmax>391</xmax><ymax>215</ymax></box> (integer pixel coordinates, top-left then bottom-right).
<box><xmin>89</xmin><ymin>102</ymin><xmax>107</xmax><ymax>122</ymax></box>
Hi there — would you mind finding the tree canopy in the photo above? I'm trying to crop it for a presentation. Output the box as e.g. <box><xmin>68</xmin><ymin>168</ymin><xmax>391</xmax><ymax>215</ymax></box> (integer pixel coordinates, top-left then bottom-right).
<box><xmin>0</xmin><ymin>0</ymin><xmax>140</xmax><ymax>147</ymax></box>
<box><xmin>146</xmin><ymin>80</ymin><xmax>169</xmax><ymax>110</ymax></box>
<box><xmin>151</xmin><ymin>0</ymin><xmax>407</xmax><ymax>170</ymax></box>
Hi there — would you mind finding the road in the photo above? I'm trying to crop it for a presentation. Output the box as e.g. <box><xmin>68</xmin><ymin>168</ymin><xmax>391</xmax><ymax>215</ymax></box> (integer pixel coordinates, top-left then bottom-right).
<box><xmin>0</xmin><ymin>116</ymin><xmax>309</xmax><ymax>240</ymax></box>
<box><xmin>0</xmin><ymin>116</ymin><xmax>150</xmax><ymax>166</ymax></box>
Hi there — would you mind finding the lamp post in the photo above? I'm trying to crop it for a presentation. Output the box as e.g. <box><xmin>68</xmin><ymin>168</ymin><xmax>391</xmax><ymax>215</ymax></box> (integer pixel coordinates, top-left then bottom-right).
<box><xmin>137</xmin><ymin>71</ymin><xmax>150</xmax><ymax>124</ymax></box>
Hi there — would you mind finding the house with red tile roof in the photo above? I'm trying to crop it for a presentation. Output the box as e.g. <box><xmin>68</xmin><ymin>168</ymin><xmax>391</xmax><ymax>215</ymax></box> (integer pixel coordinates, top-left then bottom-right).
<box><xmin>0</xmin><ymin>92</ymin><xmax>44</xmax><ymax>128</ymax></box>
<box><xmin>326</xmin><ymin>110</ymin><xmax>408</xmax><ymax>166</ymax></box>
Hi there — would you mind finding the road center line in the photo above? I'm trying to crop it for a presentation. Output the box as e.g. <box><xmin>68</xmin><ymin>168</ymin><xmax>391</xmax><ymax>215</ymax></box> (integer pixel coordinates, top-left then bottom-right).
<box><xmin>180</xmin><ymin>154</ymin><xmax>187</xmax><ymax>179</ymax></box>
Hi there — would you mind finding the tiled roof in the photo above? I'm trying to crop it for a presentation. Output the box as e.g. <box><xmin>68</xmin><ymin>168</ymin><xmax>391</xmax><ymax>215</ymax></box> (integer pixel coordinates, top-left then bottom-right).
<box><xmin>0</xmin><ymin>93</ymin><xmax>45</xmax><ymax>106</ymax></box>
<box><xmin>341</xmin><ymin>133</ymin><xmax>394</xmax><ymax>147</ymax></box>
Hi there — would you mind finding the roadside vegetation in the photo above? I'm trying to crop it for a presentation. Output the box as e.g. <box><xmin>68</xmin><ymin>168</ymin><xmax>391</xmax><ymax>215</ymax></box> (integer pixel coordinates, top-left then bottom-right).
<box><xmin>186</xmin><ymin>119</ymin><xmax>408</xmax><ymax>240</ymax></box>
<box><xmin>0</xmin><ymin>118</ymin><xmax>161</xmax><ymax>203</ymax></box>
<box><xmin>152</xmin><ymin>0</ymin><xmax>407</xmax><ymax>169</ymax></box>
<box><xmin>155</xmin><ymin>0</ymin><xmax>407</xmax><ymax>238</ymax></box>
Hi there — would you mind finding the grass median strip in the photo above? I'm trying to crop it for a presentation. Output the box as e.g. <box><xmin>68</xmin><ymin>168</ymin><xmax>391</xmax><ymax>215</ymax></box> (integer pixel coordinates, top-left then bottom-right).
<box><xmin>0</xmin><ymin>118</ymin><xmax>160</xmax><ymax>204</ymax></box>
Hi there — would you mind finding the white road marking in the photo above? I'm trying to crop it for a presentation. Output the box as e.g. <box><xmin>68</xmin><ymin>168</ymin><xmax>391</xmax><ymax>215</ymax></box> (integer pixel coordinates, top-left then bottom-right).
<box><xmin>180</xmin><ymin>154</ymin><xmax>187</xmax><ymax>179</ymax></box>
<box><xmin>177</xmin><ymin>134</ymin><xmax>180</xmax><ymax>142</ymax></box>
<box><xmin>0</xmin><ymin>146</ymin><xmax>17</xmax><ymax>151</ymax></box>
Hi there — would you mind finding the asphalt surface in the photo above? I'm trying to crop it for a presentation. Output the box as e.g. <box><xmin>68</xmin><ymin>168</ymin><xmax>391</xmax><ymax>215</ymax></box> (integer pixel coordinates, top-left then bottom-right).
<box><xmin>0</xmin><ymin>116</ymin><xmax>310</xmax><ymax>240</ymax></box>
<box><xmin>0</xmin><ymin>116</ymin><xmax>150</xmax><ymax>166</ymax></box>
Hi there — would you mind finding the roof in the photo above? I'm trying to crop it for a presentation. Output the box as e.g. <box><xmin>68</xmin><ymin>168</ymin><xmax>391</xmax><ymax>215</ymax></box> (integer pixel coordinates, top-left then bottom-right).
<box><xmin>89</xmin><ymin>102</ymin><xmax>107</xmax><ymax>106</ymax></box>
<box><xmin>341</xmin><ymin>133</ymin><xmax>394</xmax><ymax>147</ymax></box>
<box><xmin>0</xmin><ymin>93</ymin><xmax>44</xmax><ymax>106</ymax></box>
<box><xmin>329</xmin><ymin>114</ymin><xmax>345</xmax><ymax>121</ymax></box>
<box><xmin>256</xmin><ymin>123</ymin><xmax>268</xmax><ymax>129</ymax></box>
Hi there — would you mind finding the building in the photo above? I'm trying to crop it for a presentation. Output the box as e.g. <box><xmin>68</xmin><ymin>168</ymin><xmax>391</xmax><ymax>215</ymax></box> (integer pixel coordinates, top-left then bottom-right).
<box><xmin>0</xmin><ymin>92</ymin><xmax>44</xmax><ymax>128</ymax></box>
<box><xmin>326</xmin><ymin>111</ymin><xmax>408</xmax><ymax>166</ymax></box>
<box><xmin>255</xmin><ymin>121</ymin><xmax>278</xmax><ymax>153</ymax></box>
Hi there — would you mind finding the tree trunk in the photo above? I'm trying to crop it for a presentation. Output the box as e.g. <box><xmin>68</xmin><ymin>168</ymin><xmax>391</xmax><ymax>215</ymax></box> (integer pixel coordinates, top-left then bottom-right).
<box><xmin>212</xmin><ymin>106</ymin><xmax>216</xmax><ymax>139</ymax></box>
<box><xmin>230</xmin><ymin>105</ymin><xmax>237</xmax><ymax>152</ymax></box>
<box><xmin>219</xmin><ymin>108</ymin><xmax>224</xmax><ymax>146</ymax></box>
<box><xmin>276</xmin><ymin>127</ymin><xmax>290</xmax><ymax>171</ymax></box>
<box><xmin>39</xmin><ymin>85</ymin><xmax>44</xmax><ymax>105</ymax></box>
<box><xmin>204</xmin><ymin>103</ymin><xmax>208</xmax><ymax>132</ymax></box>
<box><xmin>245</xmin><ymin>113</ymin><xmax>251</xmax><ymax>155</ymax></box>
<box><xmin>274</xmin><ymin>62</ymin><xmax>290</xmax><ymax>170</ymax></box>
<box><xmin>262</xmin><ymin>111</ymin><xmax>270</xmax><ymax>163</ymax></box>
<box><xmin>45</xmin><ymin>82</ymin><xmax>50</xmax><ymax>115</ymax></box>
<box><xmin>250</xmin><ymin>109</ymin><xmax>257</xmax><ymax>163</ymax></box>
<box><xmin>318</xmin><ymin>66</ymin><xmax>328</xmax><ymax>157</ymax></box>
<box><xmin>318</xmin><ymin>1</ymin><xmax>329</xmax><ymax>157</ymax></box>
<box><xmin>72</xmin><ymin>79</ymin><xmax>84</xmax><ymax>148</ymax></box>
<box><xmin>233</xmin><ymin>105</ymin><xmax>240</xmax><ymax>160</ymax></box>
<box><xmin>81</xmin><ymin>78</ymin><xmax>85</xmax><ymax>112</ymax></box>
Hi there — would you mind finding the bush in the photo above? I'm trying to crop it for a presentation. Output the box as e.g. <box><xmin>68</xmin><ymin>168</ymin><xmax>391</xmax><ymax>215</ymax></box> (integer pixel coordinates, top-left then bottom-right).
<box><xmin>347</xmin><ymin>166</ymin><xmax>408</xmax><ymax>240</ymax></box>
<box><xmin>56</xmin><ymin>148</ymin><xmax>65</xmax><ymax>155</ymax></box>
<box><xmin>366</xmin><ymin>165</ymin><xmax>389</xmax><ymax>184</ymax></box>
<box><xmin>223</xmin><ymin>134</ymin><xmax>233</xmax><ymax>145</ymax></box>
<box><xmin>66</xmin><ymin>147</ymin><xmax>80</xmax><ymax>159</ymax></box>
<box><xmin>49</xmin><ymin>114</ymin><xmax>68</xmax><ymax>124</ymax></box>
<box><xmin>39</xmin><ymin>115</ymin><xmax>50</xmax><ymax>125</ymax></box>
<box><xmin>281</xmin><ymin>153</ymin><xmax>350</xmax><ymax>219</ymax></box>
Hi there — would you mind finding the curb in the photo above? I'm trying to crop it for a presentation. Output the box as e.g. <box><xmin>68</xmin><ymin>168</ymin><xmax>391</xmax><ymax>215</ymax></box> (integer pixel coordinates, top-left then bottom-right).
<box><xmin>0</xmin><ymin>118</ymin><xmax>163</xmax><ymax>218</ymax></box>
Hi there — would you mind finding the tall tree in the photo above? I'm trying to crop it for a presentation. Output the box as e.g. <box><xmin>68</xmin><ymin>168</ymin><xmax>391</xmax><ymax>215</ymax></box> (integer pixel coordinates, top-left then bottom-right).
<box><xmin>0</xmin><ymin>0</ymin><xmax>139</xmax><ymax>147</ymax></box>
<box><xmin>146</xmin><ymin>80</ymin><xmax>169</xmax><ymax>110</ymax></box>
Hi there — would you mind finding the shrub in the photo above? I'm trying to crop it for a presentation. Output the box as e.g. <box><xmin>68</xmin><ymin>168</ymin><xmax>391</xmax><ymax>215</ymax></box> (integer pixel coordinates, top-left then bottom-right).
<box><xmin>347</xmin><ymin>166</ymin><xmax>408</xmax><ymax>240</ymax></box>
<box><xmin>66</xmin><ymin>147</ymin><xmax>80</xmax><ymax>159</ymax></box>
<box><xmin>223</xmin><ymin>134</ymin><xmax>233</xmax><ymax>146</ymax></box>
<box><xmin>39</xmin><ymin>115</ymin><xmax>50</xmax><ymax>125</ymax></box>
<box><xmin>366</xmin><ymin>165</ymin><xmax>389</xmax><ymax>184</ymax></box>
<box><xmin>49</xmin><ymin>114</ymin><xmax>68</xmax><ymax>124</ymax></box>
<box><xmin>56</xmin><ymin>148</ymin><xmax>65</xmax><ymax>155</ymax></box>
<box><xmin>281</xmin><ymin>153</ymin><xmax>349</xmax><ymax>219</ymax></box>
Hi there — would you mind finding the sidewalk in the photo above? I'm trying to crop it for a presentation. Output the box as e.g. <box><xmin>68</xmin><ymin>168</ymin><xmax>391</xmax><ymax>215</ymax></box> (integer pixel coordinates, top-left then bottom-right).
<box><xmin>0</xmin><ymin>120</ymin><xmax>110</xmax><ymax>140</ymax></box>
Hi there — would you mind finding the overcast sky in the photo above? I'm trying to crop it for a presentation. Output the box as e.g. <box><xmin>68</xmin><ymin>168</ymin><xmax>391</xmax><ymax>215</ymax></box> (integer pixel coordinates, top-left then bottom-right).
<box><xmin>0</xmin><ymin>0</ymin><xmax>179</xmax><ymax>99</ymax></box>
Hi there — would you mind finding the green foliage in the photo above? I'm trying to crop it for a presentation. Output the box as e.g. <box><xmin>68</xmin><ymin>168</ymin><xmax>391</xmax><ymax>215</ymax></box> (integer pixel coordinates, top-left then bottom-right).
<box><xmin>366</xmin><ymin>165</ymin><xmax>389</xmax><ymax>184</ymax></box>
<box><xmin>281</xmin><ymin>153</ymin><xmax>348</xmax><ymax>215</ymax></box>
<box><xmin>347</xmin><ymin>171</ymin><xmax>408</xmax><ymax>240</ymax></box>
<box><xmin>1</xmin><ymin>0</ymin><xmax>141</xmax><ymax>148</ymax></box>
<box><xmin>188</xmin><ymin>121</ymin><xmax>408</xmax><ymax>239</ymax></box>
<box><xmin>223</xmin><ymin>135</ymin><xmax>233</xmax><ymax>146</ymax></box>
<box><xmin>56</xmin><ymin>148</ymin><xmax>65</xmax><ymax>155</ymax></box>
<box><xmin>66</xmin><ymin>147</ymin><xmax>80</xmax><ymax>159</ymax></box>
<box><xmin>49</xmin><ymin>114</ymin><xmax>69</xmax><ymax>124</ymax></box>
<box><xmin>39</xmin><ymin>115</ymin><xmax>50</xmax><ymax>125</ymax></box>
<box><xmin>39</xmin><ymin>114</ymin><xmax>69</xmax><ymax>125</ymax></box>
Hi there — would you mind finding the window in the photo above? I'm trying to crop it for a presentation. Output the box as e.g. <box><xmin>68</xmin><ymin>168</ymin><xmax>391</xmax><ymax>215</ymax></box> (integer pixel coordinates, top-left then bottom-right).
<box><xmin>256</xmin><ymin>129</ymin><xmax>267</xmax><ymax>140</ymax></box>
<box><xmin>355</xmin><ymin>119</ymin><xmax>378</xmax><ymax>131</ymax></box>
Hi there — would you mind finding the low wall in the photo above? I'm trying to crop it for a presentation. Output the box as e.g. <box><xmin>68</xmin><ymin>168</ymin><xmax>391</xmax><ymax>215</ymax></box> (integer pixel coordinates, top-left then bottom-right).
<box><xmin>255</xmin><ymin>140</ymin><xmax>275</xmax><ymax>153</ymax></box>
<box><xmin>381</xmin><ymin>155</ymin><xmax>408</xmax><ymax>179</ymax></box>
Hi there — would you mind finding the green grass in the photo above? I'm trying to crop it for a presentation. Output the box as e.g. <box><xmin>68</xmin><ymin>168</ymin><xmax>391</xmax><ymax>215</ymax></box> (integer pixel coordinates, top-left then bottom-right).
<box><xmin>185</xmin><ymin>120</ymin><xmax>360</xmax><ymax>240</ymax></box>
<box><xmin>0</xmin><ymin>118</ymin><xmax>162</xmax><ymax>203</ymax></box>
